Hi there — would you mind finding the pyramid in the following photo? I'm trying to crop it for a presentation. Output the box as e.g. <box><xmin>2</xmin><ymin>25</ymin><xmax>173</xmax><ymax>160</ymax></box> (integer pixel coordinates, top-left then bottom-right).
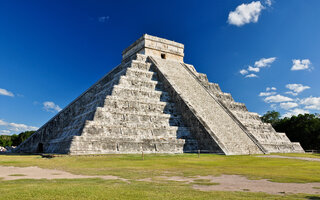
<box><xmin>15</xmin><ymin>34</ymin><xmax>304</xmax><ymax>155</ymax></box>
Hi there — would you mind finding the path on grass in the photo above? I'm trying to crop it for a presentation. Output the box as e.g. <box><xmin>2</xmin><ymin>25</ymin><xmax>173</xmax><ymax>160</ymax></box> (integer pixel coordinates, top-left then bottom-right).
<box><xmin>257</xmin><ymin>155</ymin><xmax>320</xmax><ymax>162</ymax></box>
<box><xmin>159</xmin><ymin>175</ymin><xmax>320</xmax><ymax>195</ymax></box>
<box><xmin>0</xmin><ymin>166</ymin><xmax>128</xmax><ymax>182</ymax></box>
<box><xmin>1</xmin><ymin>165</ymin><xmax>320</xmax><ymax>195</ymax></box>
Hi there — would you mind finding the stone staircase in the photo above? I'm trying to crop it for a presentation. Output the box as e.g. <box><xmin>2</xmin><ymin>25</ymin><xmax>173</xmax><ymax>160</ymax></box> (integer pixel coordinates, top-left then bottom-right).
<box><xmin>184</xmin><ymin>64</ymin><xmax>304</xmax><ymax>153</ymax></box>
<box><xmin>68</xmin><ymin>54</ymin><xmax>198</xmax><ymax>154</ymax></box>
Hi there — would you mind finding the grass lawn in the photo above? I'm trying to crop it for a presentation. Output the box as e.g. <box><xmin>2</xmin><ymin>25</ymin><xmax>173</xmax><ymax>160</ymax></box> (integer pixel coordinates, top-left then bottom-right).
<box><xmin>0</xmin><ymin>153</ymin><xmax>320</xmax><ymax>199</ymax></box>
<box><xmin>0</xmin><ymin>178</ymin><xmax>317</xmax><ymax>200</ymax></box>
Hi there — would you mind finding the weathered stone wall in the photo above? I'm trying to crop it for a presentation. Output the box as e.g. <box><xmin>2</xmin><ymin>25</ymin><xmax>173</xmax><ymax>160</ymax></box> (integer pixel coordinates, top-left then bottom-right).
<box><xmin>15</xmin><ymin>63</ymin><xmax>127</xmax><ymax>153</ymax></box>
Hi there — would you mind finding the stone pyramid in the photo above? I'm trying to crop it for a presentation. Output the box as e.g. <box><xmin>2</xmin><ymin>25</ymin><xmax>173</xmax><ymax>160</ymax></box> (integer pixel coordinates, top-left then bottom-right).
<box><xmin>15</xmin><ymin>34</ymin><xmax>304</xmax><ymax>155</ymax></box>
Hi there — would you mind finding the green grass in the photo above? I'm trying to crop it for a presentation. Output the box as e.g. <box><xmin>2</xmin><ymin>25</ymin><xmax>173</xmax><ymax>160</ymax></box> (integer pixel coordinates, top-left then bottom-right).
<box><xmin>1</xmin><ymin>153</ymin><xmax>320</xmax><ymax>183</ymax></box>
<box><xmin>0</xmin><ymin>178</ymin><xmax>317</xmax><ymax>200</ymax></box>
<box><xmin>1</xmin><ymin>154</ymin><xmax>320</xmax><ymax>199</ymax></box>
<box><xmin>8</xmin><ymin>174</ymin><xmax>26</xmax><ymax>176</ymax></box>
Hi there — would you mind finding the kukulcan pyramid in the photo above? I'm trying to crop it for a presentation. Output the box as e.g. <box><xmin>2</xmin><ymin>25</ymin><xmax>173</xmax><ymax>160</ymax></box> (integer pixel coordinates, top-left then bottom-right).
<box><xmin>15</xmin><ymin>34</ymin><xmax>304</xmax><ymax>155</ymax></box>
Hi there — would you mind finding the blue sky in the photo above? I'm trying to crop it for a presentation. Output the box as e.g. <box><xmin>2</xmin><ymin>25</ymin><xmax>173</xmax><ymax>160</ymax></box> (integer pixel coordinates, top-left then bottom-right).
<box><xmin>1</xmin><ymin>0</ymin><xmax>319</xmax><ymax>135</ymax></box>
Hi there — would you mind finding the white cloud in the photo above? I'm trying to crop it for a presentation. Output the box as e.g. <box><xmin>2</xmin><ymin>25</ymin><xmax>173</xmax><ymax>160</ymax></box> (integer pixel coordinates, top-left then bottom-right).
<box><xmin>43</xmin><ymin>101</ymin><xmax>62</xmax><ymax>113</ymax></box>
<box><xmin>285</xmin><ymin>84</ymin><xmax>310</xmax><ymax>95</ymax></box>
<box><xmin>266</xmin><ymin>87</ymin><xmax>276</xmax><ymax>91</ymax></box>
<box><xmin>280</xmin><ymin>102</ymin><xmax>299</xmax><ymax>110</ymax></box>
<box><xmin>285</xmin><ymin>91</ymin><xmax>298</xmax><ymax>96</ymax></box>
<box><xmin>300</xmin><ymin>96</ymin><xmax>320</xmax><ymax>110</ymax></box>
<box><xmin>248</xmin><ymin>66</ymin><xmax>260</xmax><ymax>72</ymax></box>
<box><xmin>260</xmin><ymin>87</ymin><xmax>277</xmax><ymax>96</ymax></box>
<box><xmin>245</xmin><ymin>74</ymin><xmax>258</xmax><ymax>78</ymax></box>
<box><xmin>0</xmin><ymin>120</ymin><xmax>7</xmax><ymax>126</ymax></box>
<box><xmin>259</xmin><ymin>92</ymin><xmax>276</xmax><ymax>97</ymax></box>
<box><xmin>240</xmin><ymin>69</ymin><xmax>248</xmax><ymax>75</ymax></box>
<box><xmin>283</xmin><ymin>108</ymin><xmax>309</xmax><ymax>118</ymax></box>
<box><xmin>291</xmin><ymin>59</ymin><xmax>312</xmax><ymax>71</ymax></box>
<box><xmin>0</xmin><ymin>88</ymin><xmax>14</xmax><ymax>97</ymax></box>
<box><xmin>254</xmin><ymin>57</ymin><xmax>276</xmax><ymax>68</ymax></box>
<box><xmin>0</xmin><ymin>119</ymin><xmax>38</xmax><ymax>135</ymax></box>
<box><xmin>264</xmin><ymin>94</ymin><xmax>293</xmax><ymax>103</ymax></box>
<box><xmin>228</xmin><ymin>1</ymin><xmax>265</xmax><ymax>26</ymax></box>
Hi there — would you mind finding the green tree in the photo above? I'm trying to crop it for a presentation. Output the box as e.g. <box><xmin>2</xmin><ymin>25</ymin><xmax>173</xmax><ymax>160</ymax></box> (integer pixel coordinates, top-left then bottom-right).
<box><xmin>273</xmin><ymin>113</ymin><xmax>320</xmax><ymax>150</ymax></box>
<box><xmin>0</xmin><ymin>131</ymin><xmax>35</xmax><ymax>147</ymax></box>
<box><xmin>261</xmin><ymin>111</ymin><xmax>320</xmax><ymax>150</ymax></box>
<box><xmin>0</xmin><ymin>135</ymin><xmax>13</xmax><ymax>147</ymax></box>
<box><xmin>260</xmin><ymin>110</ymin><xmax>280</xmax><ymax>125</ymax></box>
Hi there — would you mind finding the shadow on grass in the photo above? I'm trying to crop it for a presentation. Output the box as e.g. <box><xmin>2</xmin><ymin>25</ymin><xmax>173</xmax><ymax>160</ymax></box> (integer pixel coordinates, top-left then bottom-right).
<box><xmin>306</xmin><ymin>196</ymin><xmax>320</xmax><ymax>200</ymax></box>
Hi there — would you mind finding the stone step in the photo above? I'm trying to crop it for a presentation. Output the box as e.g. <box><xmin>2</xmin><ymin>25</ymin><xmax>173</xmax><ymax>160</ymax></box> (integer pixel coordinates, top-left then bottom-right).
<box><xmin>214</xmin><ymin>92</ymin><xmax>234</xmax><ymax>102</ymax></box>
<box><xmin>82</xmin><ymin>125</ymin><xmax>191</xmax><ymax>139</ymax></box>
<box><xmin>208</xmin><ymin>82</ymin><xmax>222</xmax><ymax>93</ymax></box>
<box><xmin>276</xmin><ymin>132</ymin><xmax>292</xmax><ymax>143</ymax></box>
<box><xmin>103</xmin><ymin>96</ymin><xmax>176</xmax><ymax>114</ymax></box>
<box><xmin>224</xmin><ymin>102</ymin><xmax>248</xmax><ymax>111</ymax></box>
<box><xmin>95</xmin><ymin>68</ymin><xmax>127</xmax><ymax>91</ymax></box>
<box><xmin>72</xmin><ymin>136</ymin><xmax>186</xmax><ymax>145</ymax></box>
<box><xmin>127</xmin><ymin>60</ymin><xmax>152</xmax><ymax>71</ymax></box>
<box><xmin>85</xmin><ymin>119</ymin><xmax>183</xmax><ymax>129</ymax></box>
<box><xmin>196</xmin><ymin>73</ymin><xmax>209</xmax><ymax>82</ymax></box>
<box><xmin>70</xmin><ymin>136</ymin><xmax>186</xmax><ymax>154</ymax></box>
<box><xmin>245</xmin><ymin>122</ymin><xmax>274</xmax><ymax>131</ymax></box>
<box><xmin>84</xmin><ymin>120</ymin><xmax>189</xmax><ymax>130</ymax></box>
<box><xmin>111</xmin><ymin>85</ymin><xmax>171</xmax><ymax>102</ymax></box>
<box><xmin>133</xmin><ymin>53</ymin><xmax>148</xmax><ymax>62</ymax></box>
<box><xmin>125</xmin><ymin>67</ymin><xmax>156</xmax><ymax>81</ymax></box>
<box><xmin>93</xmin><ymin>108</ymin><xmax>184</xmax><ymax>126</ymax></box>
<box><xmin>94</xmin><ymin>78</ymin><xmax>123</xmax><ymax>98</ymax></box>
<box><xmin>118</xmin><ymin>76</ymin><xmax>162</xmax><ymax>91</ymax></box>
<box><xmin>252</xmin><ymin>132</ymin><xmax>283</xmax><ymax>142</ymax></box>
<box><xmin>232</xmin><ymin>111</ymin><xmax>261</xmax><ymax>121</ymax></box>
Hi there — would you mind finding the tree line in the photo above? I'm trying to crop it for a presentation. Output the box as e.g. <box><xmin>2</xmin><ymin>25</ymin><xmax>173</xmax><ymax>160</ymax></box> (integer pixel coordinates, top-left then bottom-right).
<box><xmin>0</xmin><ymin>131</ymin><xmax>35</xmax><ymax>147</ymax></box>
<box><xmin>261</xmin><ymin>111</ymin><xmax>320</xmax><ymax>150</ymax></box>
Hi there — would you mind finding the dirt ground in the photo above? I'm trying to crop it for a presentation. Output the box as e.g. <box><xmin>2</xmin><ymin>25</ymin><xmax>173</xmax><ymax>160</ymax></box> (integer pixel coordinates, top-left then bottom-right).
<box><xmin>158</xmin><ymin>175</ymin><xmax>320</xmax><ymax>195</ymax></box>
<box><xmin>1</xmin><ymin>166</ymin><xmax>320</xmax><ymax>195</ymax></box>
<box><xmin>0</xmin><ymin>166</ymin><xmax>128</xmax><ymax>182</ymax></box>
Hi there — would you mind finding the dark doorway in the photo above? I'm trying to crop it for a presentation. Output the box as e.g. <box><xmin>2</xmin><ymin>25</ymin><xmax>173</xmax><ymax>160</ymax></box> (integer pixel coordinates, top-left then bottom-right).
<box><xmin>161</xmin><ymin>53</ymin><xmax>166</xmax><ymax>59</ymax></box>
<box><xmin>37</xmin><ymin>143</ymin><xmax>44</xmax><ymax>153</ymax></box>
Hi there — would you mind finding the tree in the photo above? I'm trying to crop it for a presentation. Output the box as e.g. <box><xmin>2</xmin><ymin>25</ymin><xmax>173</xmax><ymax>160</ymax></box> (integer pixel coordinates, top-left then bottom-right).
<box><xmin>261</xmin><ymin>111</ymin><xmax>320</xmax><ymax>150</ymax></box>
<box><xmin>0</xmin><ymin>131</ymin><xmax>35</xmax><ymax>147</ymax></box>
<box><xmin>273</xmin><ymin>113</ymin><xmax>320</xmax><ymax>150</ymax></box>
<box><xmin>260</xmin><ymin>110</ymin><xmax>280</xmax><ymax>125</ymax></box>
